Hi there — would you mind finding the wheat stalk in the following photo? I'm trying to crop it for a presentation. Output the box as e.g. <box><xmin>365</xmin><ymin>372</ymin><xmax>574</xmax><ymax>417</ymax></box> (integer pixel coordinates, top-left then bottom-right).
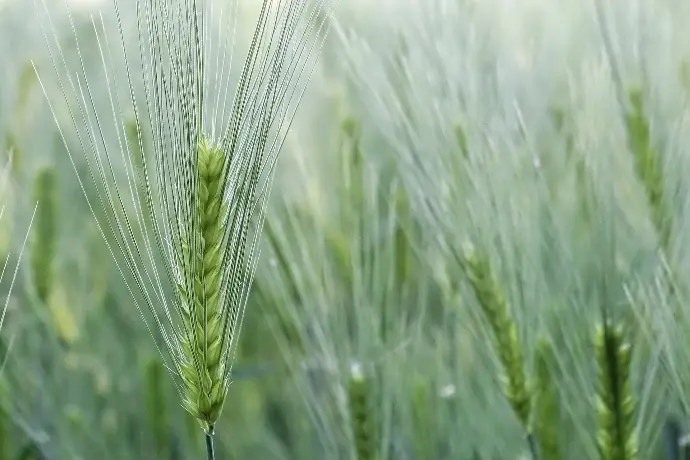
<box><xmin>34</xmin><ymin>0</ymin><xmax>335</xmax><ymax>456</ymax></box>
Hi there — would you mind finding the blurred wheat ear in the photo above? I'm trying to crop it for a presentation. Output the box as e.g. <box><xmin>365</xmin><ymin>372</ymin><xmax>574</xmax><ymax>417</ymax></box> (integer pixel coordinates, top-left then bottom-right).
<box><xmin>533</xmin><ymin>338</ymin><xmax>563</xmax><ymax>460</ymax></box>
<box><xmin>462</xmin><ymin>243</ymin><xmax>533</xmax><ymax>444</ymax></box>
<box><xmin>594</xmin><ymin>320</ymin><xmax>637</xmax><ymax>460</ymax></box>
<box><xmin>33</xmin><ymin>0</ymin><xmax>336</xmax><ymax>457</ymax></box>
<box><xmin>347</xmin><ymin>361</ymin><xmax>378</xmax><ymax>460</ymax></box>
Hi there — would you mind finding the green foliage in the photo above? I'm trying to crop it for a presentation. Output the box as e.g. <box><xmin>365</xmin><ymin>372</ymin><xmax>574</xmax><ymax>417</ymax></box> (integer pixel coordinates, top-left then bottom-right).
<box><xmin>7</xmin><ymin>1</ymin><xmax>690</xmax><ymax>459</ymax></box>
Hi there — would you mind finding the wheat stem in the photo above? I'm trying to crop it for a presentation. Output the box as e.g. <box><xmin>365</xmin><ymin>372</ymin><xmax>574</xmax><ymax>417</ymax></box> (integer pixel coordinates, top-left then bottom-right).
<box><xmin>205</xmin><ymin>425</ymin><xmax>215</xmax><ymax>460</ymax></box>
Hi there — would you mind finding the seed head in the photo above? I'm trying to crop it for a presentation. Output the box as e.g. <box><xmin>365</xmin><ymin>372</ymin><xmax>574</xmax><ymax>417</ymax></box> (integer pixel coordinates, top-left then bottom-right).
<box><xmin>35</xmin><ymin>0</ymin><xmax>336</xmax><ymax>434</ymax></box>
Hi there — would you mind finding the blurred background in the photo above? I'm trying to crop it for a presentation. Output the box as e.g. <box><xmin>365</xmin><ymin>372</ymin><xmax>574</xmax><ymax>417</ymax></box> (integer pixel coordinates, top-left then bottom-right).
<box><xmin>2</xmin><ymin>0</ymin><xmax>690</xmax><ymax>459</ymax></box>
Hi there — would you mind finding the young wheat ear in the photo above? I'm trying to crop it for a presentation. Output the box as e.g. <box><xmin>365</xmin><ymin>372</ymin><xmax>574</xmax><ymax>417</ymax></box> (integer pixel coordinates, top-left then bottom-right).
<box><xmin>347</xmin><ymin>361</ymin><xmax>378</xmax><ymax>460</ymax></box>
<box><xmin>178</xmin><ymin>138</ymin><xmax>227</xmax><ymax>430</ymax></box>
<box><xmin>461</xmin><ymin>243</ymin><xmax>532</xmax><ymax>432</ymax></box>
<box><xmin>594</xmin><ymin>320</ymin><xmax>637</xmax><ymax>460</ymax></box>
<box><xmin>34</xmin><ymin>0</ymin><xmax>337</xmax><ymax>456</ymax></box>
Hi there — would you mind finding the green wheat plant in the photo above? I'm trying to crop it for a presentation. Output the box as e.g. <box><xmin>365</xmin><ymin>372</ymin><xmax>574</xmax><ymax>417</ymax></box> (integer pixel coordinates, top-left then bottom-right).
<box><xmin>254</xmin><ymin>107</ymin><xmax>432</xmax><ymax>458</ymax></box>
<box><xmin>34</xmin><ymin>0</ymin><xmax>335</xmax><ymax>457</ymax></box>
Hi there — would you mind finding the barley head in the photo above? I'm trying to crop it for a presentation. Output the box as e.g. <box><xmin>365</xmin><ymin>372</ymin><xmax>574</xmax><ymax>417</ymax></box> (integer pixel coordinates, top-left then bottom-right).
<box><xmin>348</xmin><ymin>362</ymin><xmax>378</xmax><ymax>460</ymax></box>
<box><xmin>462</xmin><ymin>243</ymin><xmax>531</xmax><ymax>432</ymax></box>
<box><xmin>177</xmin><ymin>138</ymin><xmax>228</xmax><ymax>429</ymax></box>
<box><xmin>144</xmin><ymin>356</ymin><xmax>170</xmax><ymax>458</ymax></box>
<box><xmin>35</xmin><ymin>0</ymin><xmax>336</xmax><ymax>442</ymax></box>
<box><xmin>623</xmin><ymin>87</ymin><xmax>668</xmax><ymax>251</ymax></box>
<box><xmin>594</xmin><ymin>320</ymin><xmax>638</xmax><ymax>460</ymax></box>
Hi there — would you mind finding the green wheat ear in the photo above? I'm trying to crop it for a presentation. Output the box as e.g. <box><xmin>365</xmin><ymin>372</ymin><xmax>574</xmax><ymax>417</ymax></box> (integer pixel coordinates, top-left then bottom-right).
<box><xmin>462</xmin><ymin>243</ymin><xmax>531</xmax><ymax>432</ymax></box>
<box><xmin>623</xmin><ymin>87</ymin><xmax>668</xmax><ymax>251</ymax></box>
<box><xmin>177</xmin><ymin>137</ymin><xmax>228</xmax><ymax>432</ymax></box>
<box><xmin>30</xmin><ymin>166</ymin><xmax>56</xmax><ymax>305</ymax></box>
<box><xmin>348</xmin><ymin>362</ymin><xmax>378</xmax><ymax>460</ymax></box>
<box><xmin>144</xmin><ymin>356</ymin><xmax>171</xmax><ymax>459</ymax></box>
<box><xmin>36</xmin><ymin>0</ymin><xmax>334</xmax><ymax>457</ymax></box>
<box><xmin>533</xmin><ymin>338</ymin><xmax>563</xmax><ymax>460</ymax></box>
<box><xmin>594</xmin><ymin>321</ymin><xmax>638</xmax><ymax>460</ymax></box>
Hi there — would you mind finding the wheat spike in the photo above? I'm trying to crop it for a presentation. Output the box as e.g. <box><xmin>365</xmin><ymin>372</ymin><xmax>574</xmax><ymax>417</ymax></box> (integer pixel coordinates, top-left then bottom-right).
<box><xmin>177</xmin><ymin>137</ymin><xmax>227</xmax><ymax>428</ymax></box>
<box><xmin>624</xmin><ymin>88</ymin><xmax>668</xmax><ymax>251</ymax></box>
<box><xmin>348</xmin><ymin>362</ymin><xmax>378</xmax><ymax>460</ymax></box>
<box><xmin>462</xmin><ymin>243</ymin><xmax>531</xmax><ymax>432</ymax></box>
<box><xmin>34</xmin><ymin>0</ymin><xmax>336</xmax><ymax>455</ymax></box>
<box><xmin>594</xmin><ymin>321</ymin><xmax>638</xmax><ymax>460</ymax></box>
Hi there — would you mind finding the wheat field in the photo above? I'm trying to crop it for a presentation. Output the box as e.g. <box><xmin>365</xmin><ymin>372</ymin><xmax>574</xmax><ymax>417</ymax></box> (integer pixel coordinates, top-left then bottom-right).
<box><xmin>1</xmin><ymin>0</ymin><xmax>690</xmax><ymax>459</ymax></box>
